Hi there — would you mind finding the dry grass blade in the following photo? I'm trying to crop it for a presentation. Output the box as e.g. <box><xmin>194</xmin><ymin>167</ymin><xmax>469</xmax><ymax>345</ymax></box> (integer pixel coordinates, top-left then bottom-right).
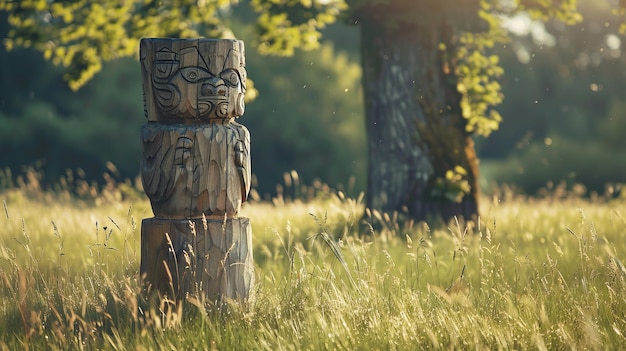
<box><xmin>2</xmin><ymin>179</ymin><xmax>626</xmax><ymax>349</ymax></box>
<box><xmin>309</xmin><ymin>213</ymin><xmax>356</xmax><ymax>288</ymax></box>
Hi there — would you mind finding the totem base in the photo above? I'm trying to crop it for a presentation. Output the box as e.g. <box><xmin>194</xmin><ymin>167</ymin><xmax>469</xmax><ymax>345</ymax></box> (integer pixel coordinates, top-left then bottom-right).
<box><xmin>140</xmin><ymin>217</ymin><xmax>254</xmax><ymax>305</ymax></box>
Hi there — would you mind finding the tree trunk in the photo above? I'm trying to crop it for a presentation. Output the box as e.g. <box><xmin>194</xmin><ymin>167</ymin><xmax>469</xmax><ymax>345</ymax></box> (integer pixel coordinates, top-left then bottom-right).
<box><xmin>360</xmin><ymin>20</ymin><xmax>479</xmax><ymax>224</ymax></box>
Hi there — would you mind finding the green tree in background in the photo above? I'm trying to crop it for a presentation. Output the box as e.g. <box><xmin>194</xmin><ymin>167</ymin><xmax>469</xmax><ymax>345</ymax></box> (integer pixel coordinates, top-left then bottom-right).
<box><xmin>243</xmin><ymin>42</ymin><xmax>366</xmax><ymax>195</ymax></box>
<box><xmin>341</xmin><ymin>0</ymin><xmax>580</xmax><ymax>222</ymax></box>
<box><xmin>0</xmin><ymin>0</ymin><xmax>344</xmax><ymax>91</ymax></box>
<box><xmin>0</xmin><ymin>12</ymin><xmax>365</xmax><ymax>195</ymax></box>
<box><xmin>478</xmin><ymin>0</ymin><xmax>626</xmax><ymax>194</ymax></box>
<box><xmin>1</xmin><ymin>0</ymin><xmax>583</xmax><ymax>223</ymax></box>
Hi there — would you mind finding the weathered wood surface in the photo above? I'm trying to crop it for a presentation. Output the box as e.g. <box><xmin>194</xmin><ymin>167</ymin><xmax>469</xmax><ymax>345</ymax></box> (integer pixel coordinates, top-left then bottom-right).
<box><xmin>140</xmin><ymin>217</ymin><xmax>254</xmax><ymax>302</ymax></box>
<box><xmin>141</xmin><ymin>122</ymin><xmax>250</xmax><ymax>219</ymax></box>
<box><xmin>140</xmin><ymin>38</ymin><xmax>247</xmax><ymax>123</ymax></box>
<box><xmin>139</xmin><ymin>38</ymin><xmax>253</xmax><ymax>305</ymax></box>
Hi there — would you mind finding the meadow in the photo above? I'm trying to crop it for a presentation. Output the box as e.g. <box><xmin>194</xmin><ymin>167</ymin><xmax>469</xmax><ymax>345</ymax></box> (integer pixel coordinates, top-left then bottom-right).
<box><xmin>1</xmin><ymin>170</ymin><xmax>626</xmax><ymax>350</ymax></box>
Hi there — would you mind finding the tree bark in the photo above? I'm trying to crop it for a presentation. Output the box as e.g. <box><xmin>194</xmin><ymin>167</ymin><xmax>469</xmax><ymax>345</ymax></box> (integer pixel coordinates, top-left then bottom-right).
<box><xmin>360</xmin><ymin>20</ymin><xmax>479</xmax><ymax>224</ymax></box>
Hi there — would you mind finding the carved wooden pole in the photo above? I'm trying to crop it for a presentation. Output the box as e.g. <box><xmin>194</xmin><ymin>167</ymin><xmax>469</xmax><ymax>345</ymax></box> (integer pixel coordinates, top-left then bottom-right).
<box><xmin>139</xmin><ymin>38</ymin><xmax>254</xmax><ymax>305</ymax></box>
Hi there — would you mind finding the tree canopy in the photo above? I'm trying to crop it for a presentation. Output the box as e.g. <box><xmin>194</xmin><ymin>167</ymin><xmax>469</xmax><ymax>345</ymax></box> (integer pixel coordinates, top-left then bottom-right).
<box><xmin>0</xmin><ymin>0</ymin><xmax>344</xmax><ymax>91</ymax></box>
<box><xmin>7</xmin><ymin>0</ymin><xmax>626</xmax><ymax>220</ymax></box>
<box><xmin>0</xmin><ymin>0</ymin><xmax>584</xmax><ymax>136</ymax></box>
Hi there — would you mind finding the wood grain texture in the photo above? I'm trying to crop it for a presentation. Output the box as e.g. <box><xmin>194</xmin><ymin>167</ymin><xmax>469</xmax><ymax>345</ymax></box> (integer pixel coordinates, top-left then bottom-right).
<box><xmin>141</xmin><ymin>122</ymin><xmax>250</xmax><ymax>219</ymax></box>
<box><xmin>139</xmin><ymin>38</ymin><xmax>253</xmax><ymax>304</ymax></box>
<box><xmin>140</xmin><ymin>38</ymin><xmax>246</xmax><ymax>123</ymax></box>
<box><xmin>140</xmin><ymin>217</ymin><xmax>254</xmax><ymax>303</ymax></box>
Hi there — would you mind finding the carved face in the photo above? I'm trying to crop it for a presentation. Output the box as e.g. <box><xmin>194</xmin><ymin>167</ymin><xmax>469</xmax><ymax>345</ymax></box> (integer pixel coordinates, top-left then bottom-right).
<box><xmin>141</xmin><ymin>39</ymin><xmax>247</xmax><ymax>123</ymax></box>
<box><xmin>195</xmin><ymin>67</ymin><xmax>245</xmax><ymax>119</ymax></box>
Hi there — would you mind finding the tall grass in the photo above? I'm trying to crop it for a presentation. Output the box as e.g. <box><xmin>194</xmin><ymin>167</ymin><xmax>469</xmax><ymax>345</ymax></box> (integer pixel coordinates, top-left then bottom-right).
<box><xmin>1</xmin><ymin>172</ymin><xmax>626</xmax><ymax>350</ymax></box>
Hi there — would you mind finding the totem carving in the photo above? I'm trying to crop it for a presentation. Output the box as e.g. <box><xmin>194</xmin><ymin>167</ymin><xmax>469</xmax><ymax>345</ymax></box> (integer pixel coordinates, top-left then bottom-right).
<box><xmin>139</xmin><ymin>38</ymin><xmax>254</xmax><ymax>305</ymax></box>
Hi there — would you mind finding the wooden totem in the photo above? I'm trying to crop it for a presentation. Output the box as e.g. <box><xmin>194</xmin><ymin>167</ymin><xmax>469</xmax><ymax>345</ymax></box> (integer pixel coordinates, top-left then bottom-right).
<box><xmin>139</xmin><ymin>38</ymin><xmax>254</xmax><ymax>304</ymax></box>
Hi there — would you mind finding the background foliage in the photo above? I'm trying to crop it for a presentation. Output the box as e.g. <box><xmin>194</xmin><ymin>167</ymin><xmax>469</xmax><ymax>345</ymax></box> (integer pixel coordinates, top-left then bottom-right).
<box><xmin>0</xmin><ymin>0</ymin><xmax>625</xmax><ymax>196</ymax></box>
<box><xmin>479</xmin><ymin>0</ymin><xmax>626</xmax><ymax>193</ymax></box>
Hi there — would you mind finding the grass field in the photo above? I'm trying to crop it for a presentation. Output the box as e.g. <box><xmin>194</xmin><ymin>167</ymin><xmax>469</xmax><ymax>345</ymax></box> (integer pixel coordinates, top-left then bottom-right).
<box><xmin>1</xmin><ymin>175</ymin><xmax>626</xmax><ymax>350</ymax></box>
